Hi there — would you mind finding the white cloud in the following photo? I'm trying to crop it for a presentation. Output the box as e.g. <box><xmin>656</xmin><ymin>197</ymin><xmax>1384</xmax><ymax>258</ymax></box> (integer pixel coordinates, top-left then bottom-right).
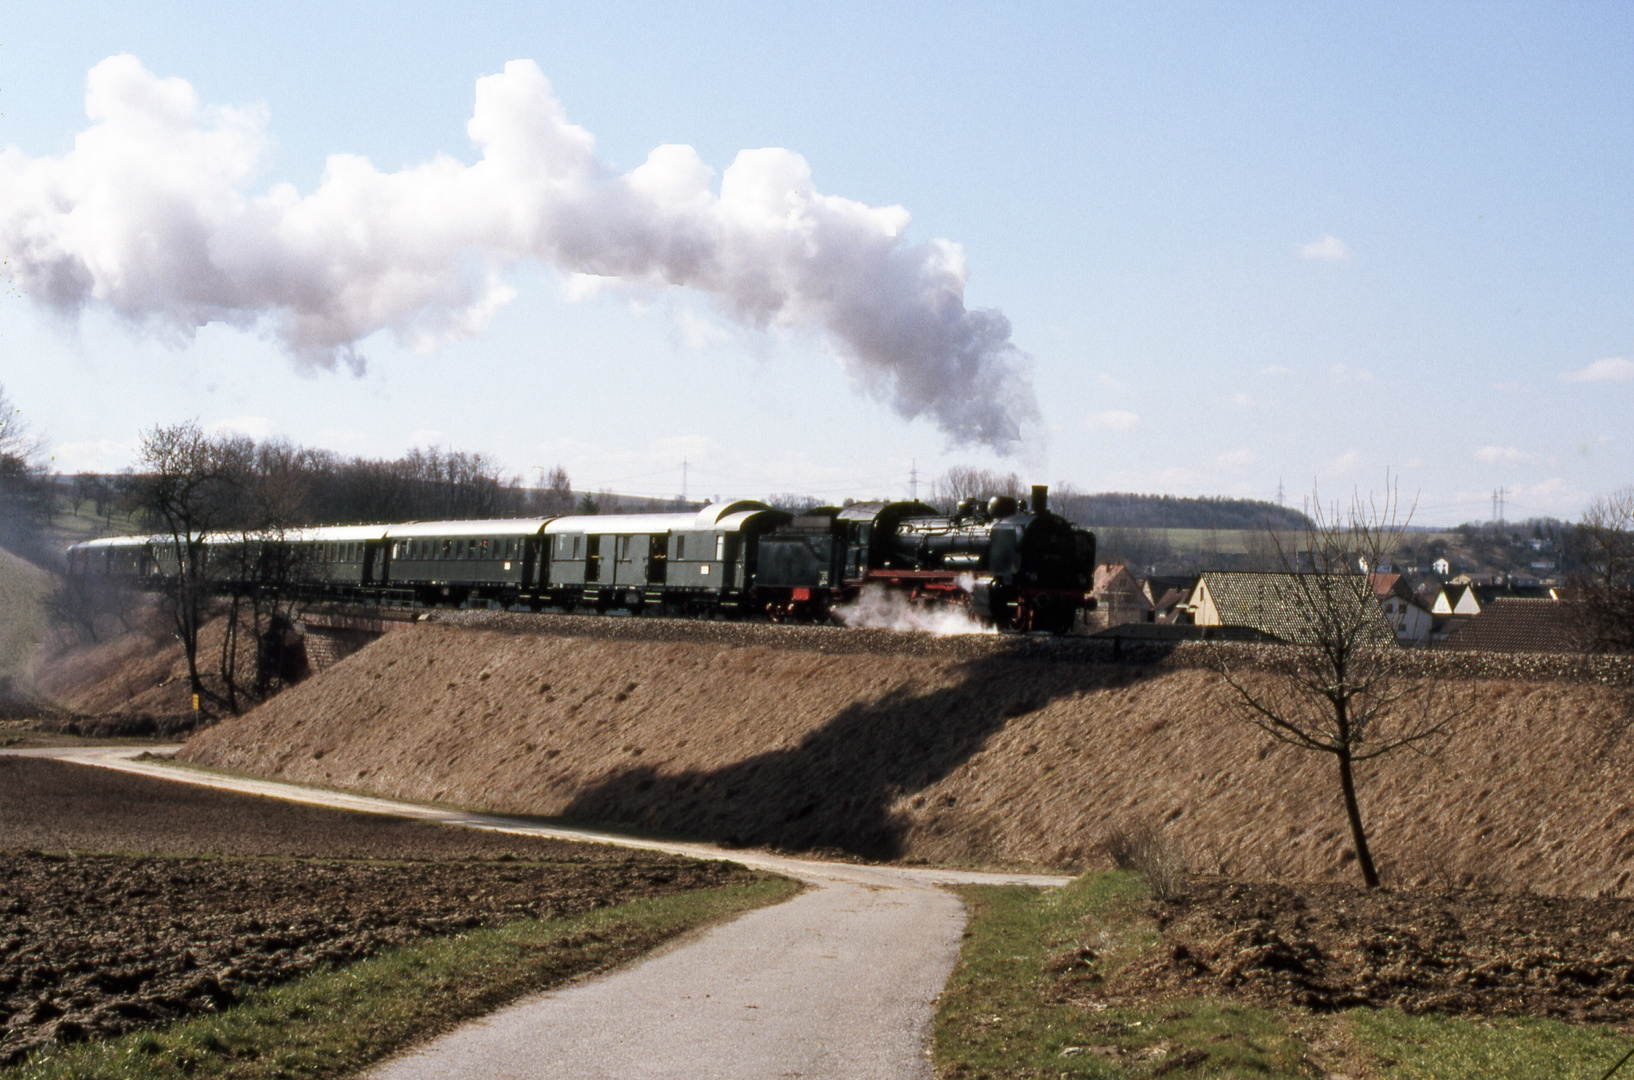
<box><xmin>1522</xmin><ymin>477</ymin><xmax>1591</xmax><ymax>514</ymax></box>
<box><xmin>1215</xmin><ymin>448</ymin><xmax>1255</xmax><ymax>469</ymax></box>
<box><xmin>1095</xmin><ymin>372</ymin><xmax>1127</xmax><ymax>393</ymax></box>
<box><xmin>1327</xmin><ymin>449</ymin><xmax>1363</xmax><ymax>473</ymax></box>
<box><xmin>410</xmin><ymin>428</ymin><xmax>449</xmax><ymax>447</ymax></box>
<box><xmin>1328</xmin><ymin>363</ymin><xmax>1375</xmax><ymax>384</ymax></box>
<box><xmin>1230</xmin><ymin>391</ymin><xmax>1252</xmax><ymax>408</ymax></box>
<box><xmin>672</xmin><ymin>305</ymin><xmax>731</xmax><ymax>350</ymax></box>
<box><xmin>1561</xmin><ymin>357</ymin><xmax>1634</xmax><ymax>383</ymax></box>
<box><xmin>314</xmin><ymin>427</ymin><xmax>369</xmax><ymax>452</ymax></box>
<box><xmin>1084</xmin><ymin>409</ymin><xmax>1139</xmax><ymax>432</ymax></box>
<box><xmin>206</xmin><ymin>415</ymin><xmax>277</xmax><ymax>440</ymax></box>
<box><xmin>1298</xmin><ymin>234</ymin><xmax>1352</xmax><ymax>262</ymax></box>
<box><xmin>1474</xmin><ymin>445</ymin><xmax>1533</xmax><ymax>464</ymax></box>
<box><xmin>49</xmin><ymin>438</ymin><xmax>131</xmax><ymax>472</ymax></box>
<box><xmin>0</xmin><ymin>55</ymin><xmax>1037</xmax><ymax>452</ymax></box>
<box><xmin>1260</xmin><ymin>363</ymin><xmax>1291</xmax><ymax>376</ymax></box>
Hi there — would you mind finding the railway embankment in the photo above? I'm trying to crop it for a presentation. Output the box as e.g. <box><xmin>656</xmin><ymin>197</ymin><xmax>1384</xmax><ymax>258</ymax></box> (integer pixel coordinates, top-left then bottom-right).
<box><xmin>178</xmin><ymin>617</ymin><xmax>1634</xmax><ymax>896</ymax></box>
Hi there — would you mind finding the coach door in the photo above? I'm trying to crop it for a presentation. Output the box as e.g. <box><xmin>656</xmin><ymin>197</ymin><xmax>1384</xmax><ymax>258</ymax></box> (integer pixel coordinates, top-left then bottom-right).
<box><xmin>584</xmin><ymin>534</ymin><xmax>602</xmax><ymax>583</ymax></box>
<box><xmin>646</xmin><ymin>534</ymin><xmax>667</xmax><ymax>584</ymax></box>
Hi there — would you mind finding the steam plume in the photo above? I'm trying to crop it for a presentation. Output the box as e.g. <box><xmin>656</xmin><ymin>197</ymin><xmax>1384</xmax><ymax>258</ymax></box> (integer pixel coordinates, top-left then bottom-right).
<box><xmin>0</xmin><ymin>56</ymin><xmax>1038</xmax><ymax>451</ymax></box>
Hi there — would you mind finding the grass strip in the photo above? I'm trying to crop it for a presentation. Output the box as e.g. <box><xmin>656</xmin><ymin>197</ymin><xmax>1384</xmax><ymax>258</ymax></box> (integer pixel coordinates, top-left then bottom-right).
<box><xmin>934</xmin><ymin>871</ymin><xmax>1633</xmax><ymax>1079</ymax></box>
<box><xmin>1348</xmin><ymin>1009</ymin><xmax>1632</xmax><ymax>1079</ymax></box>
<box><xmin>9</xmin><ymin>876</ymin><xmax>799</xmax><ymax>1080</ymax></box>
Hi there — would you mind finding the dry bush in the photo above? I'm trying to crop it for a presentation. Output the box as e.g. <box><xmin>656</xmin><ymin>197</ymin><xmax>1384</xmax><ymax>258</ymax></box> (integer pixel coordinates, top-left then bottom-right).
<box><xmin>1103</xmin><ymin>819</ymin><xmax>1189</xmax><ymax>901</ymax></box>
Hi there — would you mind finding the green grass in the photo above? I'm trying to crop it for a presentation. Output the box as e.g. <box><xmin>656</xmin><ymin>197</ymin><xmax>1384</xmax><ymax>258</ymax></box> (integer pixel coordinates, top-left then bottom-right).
<box><xmin>0</xmin><ymin>546</ymin><xmax>51</xmax><ymax>682</ymax></box>
<box><xmin>8</xmin><ymin>876</ymin><xmax>799</xmax><ymax>1080</ymax></box>
<box><xmin>935</xmin><ymin>873</ymin><xmax>1311</xmax><ymax>1078</ymax></box>
<box><xmin>42</xmin><ymin>505</ymin><xmax>143</xmax><ymax>547</ymax></box>
<box><xmin>1350</xmin><ymin>1010</ymin><xmax>1634</xmax><ymax>1079</ymax></box>
<box><xmin>935</xmin><ymin>872</ymin><xmax>1634</xmax><ymax>1079</ymax></box>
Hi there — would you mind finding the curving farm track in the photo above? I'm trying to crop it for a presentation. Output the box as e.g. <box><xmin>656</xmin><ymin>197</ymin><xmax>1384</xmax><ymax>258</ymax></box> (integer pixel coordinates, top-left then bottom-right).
<box><xmin>40</xmin><ymin>746</ymin><xmax>1067</xmax><ymax>1080</ymax></box>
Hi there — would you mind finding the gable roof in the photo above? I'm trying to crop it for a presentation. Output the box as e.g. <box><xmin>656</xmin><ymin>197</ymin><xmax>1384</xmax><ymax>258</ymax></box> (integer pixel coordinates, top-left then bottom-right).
<box><xmin>1437</xmin><ymin>597</ymin><xmax>1581</xmax><ymax>653</ymax></box>
<box><xmin>1193</xmin><ymin>571</ymin><xmax>1396</xmax><ymax>646</ymax></box>
<box><xmin>1369</xmin><ymin>572</ymin><xmax>1414</xmax><ymax>603</ymax></box>
<box><xmin>1093</xmin><ymin>563</ymin><xmax>1152</xmax><ymax>606</ymax></box>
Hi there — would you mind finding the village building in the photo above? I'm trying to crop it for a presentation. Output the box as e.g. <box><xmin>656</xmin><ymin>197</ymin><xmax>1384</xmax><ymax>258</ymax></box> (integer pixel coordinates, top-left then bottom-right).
<box><xmin>1186</xmin><ymin>571</ymin><xmax>1396</xmax><ymax>645</ymax></box>
<box><xmin>1370</xmin><ymin>572</ymin><xmax>1434</xmax><ymax>645</ymax></box>
<box><xmin>1437</xmin><ymin>597</ymin><xmax>1580</xmax><ymax>653</ymax></box>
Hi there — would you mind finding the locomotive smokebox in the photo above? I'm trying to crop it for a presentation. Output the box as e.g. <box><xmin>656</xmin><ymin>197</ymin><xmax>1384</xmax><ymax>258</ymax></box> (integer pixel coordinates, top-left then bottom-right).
<box><xmin>1031</xmin><ymin>485</ymin><xmax>1048</xmax><ymax>514</ymax></box>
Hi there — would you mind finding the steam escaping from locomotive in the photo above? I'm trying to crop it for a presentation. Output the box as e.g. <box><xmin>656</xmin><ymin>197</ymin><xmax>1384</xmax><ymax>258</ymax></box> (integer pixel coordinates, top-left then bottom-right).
<box><xmin>0</xmin><ymin>56</ymin><xmax>1039</xmax><ymax>451</ymax></box>
<box><xmin>834</xmin><ymin>583</ymin><xmax>998</xmax><ymax>637</ymax></box>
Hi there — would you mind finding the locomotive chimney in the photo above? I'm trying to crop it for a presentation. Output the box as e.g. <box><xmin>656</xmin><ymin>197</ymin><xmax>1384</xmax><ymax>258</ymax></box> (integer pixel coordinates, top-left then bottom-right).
<box><xmin>1031</xmin><ymin>485</ymin><xmax>1048</xmax><ymax>514</ymax></box>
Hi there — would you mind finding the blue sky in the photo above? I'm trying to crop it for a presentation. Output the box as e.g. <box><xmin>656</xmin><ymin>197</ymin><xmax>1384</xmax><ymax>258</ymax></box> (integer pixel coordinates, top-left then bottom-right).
<box><xmin>1</xmin><ymin>2</ymin><xmax>1629</xmax><ymax>522</ymax></box>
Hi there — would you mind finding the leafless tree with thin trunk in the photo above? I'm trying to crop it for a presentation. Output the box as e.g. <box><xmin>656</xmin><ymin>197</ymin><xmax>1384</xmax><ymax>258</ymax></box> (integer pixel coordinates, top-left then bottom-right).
<box><xmin>1573</xmin><ymin>487</ymin><xmax>1634</xmax><ymax>654</ymax></box>
<box><xmin>1215</xmin><ymin>480</ymin><xmax>1467</xmax><ymax>888</ymax></box>
<box><xmin>929</xmin><ymin>465</ymin><xmax>1024</xmax><ymax>512</ymax></box>
<box><xmin>135</xmin><ymin>422</ymin><xmax>252</xmax><ymax>706</ymax></box>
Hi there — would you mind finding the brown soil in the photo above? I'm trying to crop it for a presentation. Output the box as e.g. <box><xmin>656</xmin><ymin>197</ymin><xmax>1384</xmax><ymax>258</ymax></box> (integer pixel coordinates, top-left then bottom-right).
<box><xmin>1093</xmin><ymin>877</ymin><xmax>1634</xmax><ymax>1027</ymax></box>
<box><xmin>0</xmin><ymin>757</ymin><xmax>753</xmax><ymax>1065</ymax></box>
<box><xmin>28</xmin><ymin>600</ymin><xmax>261</xmax><ymax>725</ymax></box>
<box><xmin>178</xmin><ymin>622</ymin><xmax>1634</xmax><ymax>896</ymax></box>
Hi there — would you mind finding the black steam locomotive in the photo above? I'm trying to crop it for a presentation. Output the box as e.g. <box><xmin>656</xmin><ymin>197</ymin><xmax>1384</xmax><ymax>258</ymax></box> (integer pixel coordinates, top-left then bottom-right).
<box><xmin>67</xmin><ymin>485</ymin><xmax>1096</xmax><ymax>633</ymax></box>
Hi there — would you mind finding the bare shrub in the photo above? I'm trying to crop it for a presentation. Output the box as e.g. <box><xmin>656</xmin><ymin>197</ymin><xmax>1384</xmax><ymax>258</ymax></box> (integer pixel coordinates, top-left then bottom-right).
<box><xmin>1103</xmin><ymin>819</ymin><xmax>1189</xmax><ymax>901</ymax></box>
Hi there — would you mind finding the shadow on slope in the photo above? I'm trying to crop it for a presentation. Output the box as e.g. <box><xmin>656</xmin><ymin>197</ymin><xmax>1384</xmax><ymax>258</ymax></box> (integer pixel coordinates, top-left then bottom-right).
<box><xmin>561</xmin><ymin>645</ymin><xmax>1172</xmax><ymax>860</ymax></box>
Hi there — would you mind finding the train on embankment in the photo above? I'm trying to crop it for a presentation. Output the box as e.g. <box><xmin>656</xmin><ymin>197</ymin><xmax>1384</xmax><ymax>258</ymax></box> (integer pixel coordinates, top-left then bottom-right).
<box><xmin>66</xmin><ymin>485</ymin><xmax>1096</xmax><ymax>633</ymax></box>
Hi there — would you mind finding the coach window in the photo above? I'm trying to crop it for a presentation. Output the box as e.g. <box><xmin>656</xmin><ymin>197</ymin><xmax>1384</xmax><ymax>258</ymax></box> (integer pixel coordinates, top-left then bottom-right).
<box><xmin>675</xmin><ymin>535</ymin><xmax>686</xmax><ymax>559</ymax></box>
<box><xmin>715</xmin><ymin>535</ymin><xmax>726</xmax><ymax>561</ymax></box>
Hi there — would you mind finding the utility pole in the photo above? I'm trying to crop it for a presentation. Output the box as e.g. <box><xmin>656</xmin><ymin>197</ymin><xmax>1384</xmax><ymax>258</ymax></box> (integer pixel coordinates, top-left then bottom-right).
<box><xmin>909</xmin><ymin>460</ymin><xmax>918</xmax><ymax>501</ymax></box>
<box><xmin>681</xmin><ymin>459</ymin><xmax>688</xmax><ymax>503</ymax></box>
<box><xmin>1499</xmin><ymin>486</ymin><xmax>1506</xmax><ymax>527</ymax></box>
<box><xmin>1276</xmin><ymin>477</ymin><xmax>1284</xmax><ymax>506</ymax></box>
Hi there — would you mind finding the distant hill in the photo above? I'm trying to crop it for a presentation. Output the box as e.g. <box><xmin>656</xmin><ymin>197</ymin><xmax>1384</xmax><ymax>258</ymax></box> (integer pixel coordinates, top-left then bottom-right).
<box><xmin>1058</xmin><ymin>492</ymin><xmax>1309</xmax><ymax>532</ymax></box>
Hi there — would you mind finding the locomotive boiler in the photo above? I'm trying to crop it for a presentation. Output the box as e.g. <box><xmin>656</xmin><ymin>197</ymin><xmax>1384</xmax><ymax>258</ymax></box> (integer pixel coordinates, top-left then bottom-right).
<box><xmin>755</xmin><ymin>485</ymin><xmax>1096</xmax><ymax>633</ymax></box>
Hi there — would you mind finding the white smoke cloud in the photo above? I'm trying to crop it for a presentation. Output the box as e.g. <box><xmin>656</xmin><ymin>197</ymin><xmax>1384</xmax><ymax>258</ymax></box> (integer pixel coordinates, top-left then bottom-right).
<box><xmin>0</xmin><ymin>56</ymin><xmax>1038</xmax><ymax>451</ymax></box>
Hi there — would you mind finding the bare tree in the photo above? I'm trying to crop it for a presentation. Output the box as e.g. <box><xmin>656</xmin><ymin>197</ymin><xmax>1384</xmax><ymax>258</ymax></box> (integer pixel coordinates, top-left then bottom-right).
<box><xmin>0</xmin><ymin>384</ymin><xmax>53</xmax><ymax>558</ymax></box>
<box><xmin>929</xmin><ymin>465</ymin><xmax>1023</xmax><ymax>511</ymax></box>
<box><xmin>1573</xmin><ymin>487</ymin><xmax>1634</xmax><ymax>654</ymax></box>
<box><xmin>135</xmin><ymin>422</ymin><xmax>252</xmax><ymax>705</ymax></box>
<box><xmin>1215</xmin><ymin>482</ymin><xmax>1465</xmax><ymax>888</ymax></box>
<box><xmin>528</xmin><ymin>465</ymin><xmax>575</xmax><ymax>516</ymax></box>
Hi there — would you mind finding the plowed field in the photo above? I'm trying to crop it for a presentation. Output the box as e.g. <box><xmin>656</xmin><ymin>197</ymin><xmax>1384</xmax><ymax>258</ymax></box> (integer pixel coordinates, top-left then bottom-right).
<box><xmin>1102</xmin><ymin>877</ymin><xmax>1634</xmax><ymax>1025</ymax></box>
<box><xmin>0</xmin><ymin>757</ymin><xmax>753</xmax><ymax>1066</ymax></box>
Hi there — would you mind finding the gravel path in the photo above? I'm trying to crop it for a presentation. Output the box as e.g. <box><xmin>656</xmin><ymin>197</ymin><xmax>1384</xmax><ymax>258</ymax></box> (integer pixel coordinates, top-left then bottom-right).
<box><xmin>45</xmin><ymin>746</ymin><xmax>1067</xmax><ymax>1080</ymax></box>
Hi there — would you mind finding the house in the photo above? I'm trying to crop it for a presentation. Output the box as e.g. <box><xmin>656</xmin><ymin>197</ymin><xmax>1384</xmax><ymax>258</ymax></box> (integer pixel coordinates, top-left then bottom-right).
<box><xmin>1435</xmin><ymin>581</ymin><xmax>1556</xmax><ymax>618</ymax></box>
<box><xmin>1143</xmin><ymin>574</ymin><xmax>1198</xmax><ymax>624</ymax></box>
<box><xmin>1432</xmin><ymin>583</ymin><xmax>1482</xmax><ymax>617</ymax></box>
<box><xmin>1370</xmin><ymin>572</ymin><xmax>1434</xmax><ymax>646</ymax></box>
<box><xmin>1432</xmin><ymin>557</ymin><xmax>1451</xmax><ymax>576</ymax></box>
<box><xmin>1437</xmin><ymin>597</ymin><xmax>1580</xmax><ymax>653</ymax></box>
<box><xmin>1187</xmin><ymin>571</ymin><xmax>1396</xmax><ymax>645</ymax></box>
<box><xmin>1089</xmin><ymin>563</ymin><xmax>1155</xmax><ymax>629</ymax></box>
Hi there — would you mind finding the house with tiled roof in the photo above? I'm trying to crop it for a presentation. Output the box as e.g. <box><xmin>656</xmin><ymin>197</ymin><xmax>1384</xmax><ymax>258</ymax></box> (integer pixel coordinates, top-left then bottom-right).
<box><xmin>1187</xmin><ymin>571</ymin><xmax>1397</xmax><ymax>646</ymax></box>
<box><xmin>1370</xmin><ymin>572</ymin><xmax>1433</xmax><ymax>646</ymax></box>
<box><xmin>1090</xmin><ymin>563</ymin><xmax>1154</xmax><ymax>629</ymax></box>
<box><xmin>1437</xmin><ymin>597</ymin><xmax>1581</xmax><ymax>653</ymax></box>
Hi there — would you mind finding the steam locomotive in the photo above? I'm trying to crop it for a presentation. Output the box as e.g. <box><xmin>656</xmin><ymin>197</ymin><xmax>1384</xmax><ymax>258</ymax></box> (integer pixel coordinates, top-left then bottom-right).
<box><xmin>66</xmin><ymin>485</ymin><xmax>1096</xmax><ymax>633</ymax></box>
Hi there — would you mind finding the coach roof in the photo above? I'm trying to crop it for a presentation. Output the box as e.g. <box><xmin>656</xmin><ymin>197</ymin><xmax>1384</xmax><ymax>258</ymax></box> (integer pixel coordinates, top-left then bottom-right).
<box><xmin>384</xmin><ymin>519</ymin><xmax>551</xmax><ymax>540</ymax></box>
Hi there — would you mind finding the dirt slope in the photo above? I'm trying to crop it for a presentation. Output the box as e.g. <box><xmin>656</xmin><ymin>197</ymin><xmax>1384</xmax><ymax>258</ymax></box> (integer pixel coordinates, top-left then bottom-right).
<box><xmin>180</xmin><ymin>624</ymin><xmax>1634</xmax><ymax>895</ymax></box>
<box><xmin>0</xmin><ymin>547</ymin><xmax>51</xmax><ymax>685</ymax></box>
